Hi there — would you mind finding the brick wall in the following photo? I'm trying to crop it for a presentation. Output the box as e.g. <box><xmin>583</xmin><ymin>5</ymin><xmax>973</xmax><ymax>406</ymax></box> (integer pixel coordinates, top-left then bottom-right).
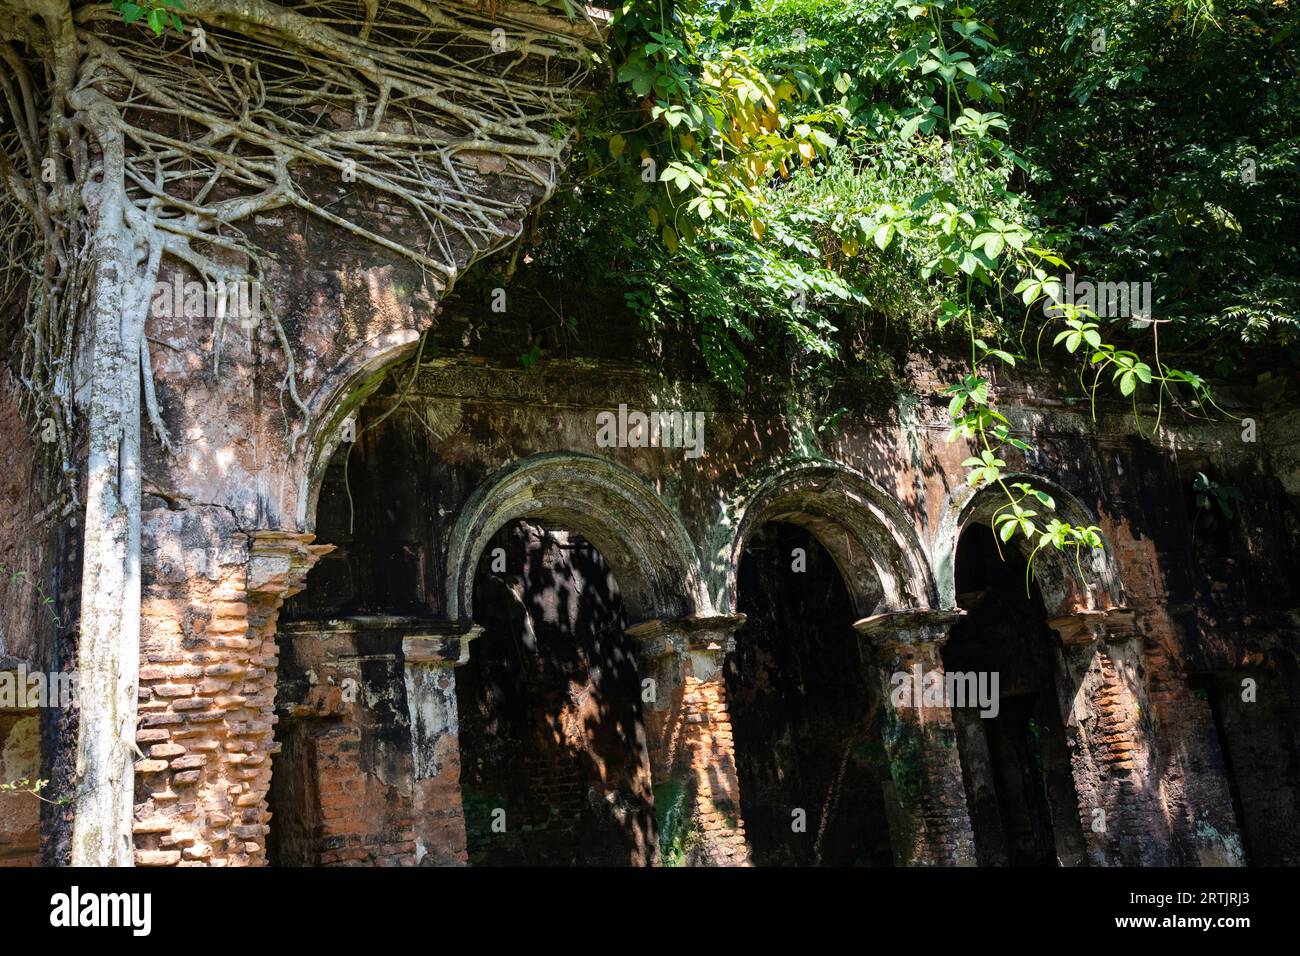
<box><xmin>0</xmin><ymin>710</ymin><xmax>40</xmax><ymax>865</ymax></box>
<box><xmin>0</xmin><ymin>381</ymin><xmax>53</xmax><ymax>668</ymax></box>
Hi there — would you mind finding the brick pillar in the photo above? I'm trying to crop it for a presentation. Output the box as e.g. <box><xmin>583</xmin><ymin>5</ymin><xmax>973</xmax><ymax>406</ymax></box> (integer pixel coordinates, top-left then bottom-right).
<box><xmin>402</xmin><ymin>624</ymin><xmax>480</xmax><ymax>866</ymax></box>
<box><xmin>855</xmin><ymin>609</ymin><xmax>976</xmax><ymax>866</ymax></box>
<box><xmin>1143</xmin><ymin>633</ymin><xmax>1245</xmax><ymax>866</ymax></box>
<box><xmin>1049</xmin><ymin>607</ymin><xmax>1231</xmax><ymax>865</ymax></box>
<box><xmin>1059</xmin><ymin>606</ymin><xmax>1242</xmax><ymax>866</ymax></box>
<box><xmin>132</xmin><ymin>529</ymin><xmax>330</xmax><ymax>866</ymax></box>
<box><xmin>1053</xmin><ymin>609</ymin><xmax>1149</xmax><ymax>864</ymax></box>
<box><xmin>627</xmin><ymin>615</ymin><xmax>751</xmax><ymax>866</ymax></box>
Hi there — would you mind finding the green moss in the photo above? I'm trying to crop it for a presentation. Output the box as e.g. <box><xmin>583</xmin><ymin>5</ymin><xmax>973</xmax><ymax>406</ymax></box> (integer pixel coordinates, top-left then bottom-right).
<box><xmin>881</xmin><ymin>708</ymin><xmax>926</xmax><ymax>805</ymax></box>
<box><xmin>654</xmin><ymin>779</ymin><xmax>695</xmax><ymax>866</ymax></box>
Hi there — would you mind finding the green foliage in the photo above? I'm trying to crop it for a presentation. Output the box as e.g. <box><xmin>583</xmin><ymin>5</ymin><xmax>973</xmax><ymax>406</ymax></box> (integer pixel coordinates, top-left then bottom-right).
<box><xmin>519</xmin><ymin>0</ymin><xmax>1299</xmax><ymax>580</ymax></box>
<box><xmin>652</xmin><ymin>778</ymin><xmax>695</xmax><ymax>865</ymax></box>
<box><xmin>0</xmin><ymin>777</ymin><xmax>66</xmax><ymax>806</ymax></box>
<box><xmin>1192</xmin><ymin>471</ymin><xmax>1245</xmax><ymax>519</ymax></box>
<box><xmin>1</xmin><ymin>560</ymin><xmax>61</xmax><ymax>627</ymax></box>
<box><xmin>547</xmin><ymin>0</ymin><xmax>1297</xmax><ymax>366</ymax></box>
<box><xmin>112</xmin><ymin>0</ymin><xmax>186</xmax><ymax>37</ymax></box>
<box><xmin>985</xmin><ymin>0</ymin><xmax>1300</xmax><ymax>362</ymax></box>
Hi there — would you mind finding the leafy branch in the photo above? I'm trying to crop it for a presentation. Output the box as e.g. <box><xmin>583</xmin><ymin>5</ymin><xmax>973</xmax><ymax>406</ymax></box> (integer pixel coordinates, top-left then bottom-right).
<box><xmin>885</xmin><ymin>0</ymin><xmax>1221</xmax><ymax>588</ymax></box>
<box><xmin>111</xmin><ymin>0</ymin><xmax>186</xmax><ymax>37</ymax></box>
<box><xmin>0</xmin><ymin>776</ymin><xmax>68</xmax><ymax>806</ymax></box>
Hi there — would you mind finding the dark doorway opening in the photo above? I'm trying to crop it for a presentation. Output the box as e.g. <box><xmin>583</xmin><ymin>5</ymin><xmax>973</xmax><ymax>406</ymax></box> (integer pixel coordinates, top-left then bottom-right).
<box><xmin>455</xmin><ymin>520</ymin><xmax>656</xmax><ymax>865</ymax></box>
<box><xmin>1189</xmin><ymin>668</ymin><xmax>1300</xmax><ymax>866</ymax></box>
<box><xmin>945</xmin><ymin>524</ymin><xmax>1086</xmax><ymax>866</ymax></box>
<box><xmin>727</xmin><ymin>521</ymin><xmax>895</xmax><ymax>866</ymax></box>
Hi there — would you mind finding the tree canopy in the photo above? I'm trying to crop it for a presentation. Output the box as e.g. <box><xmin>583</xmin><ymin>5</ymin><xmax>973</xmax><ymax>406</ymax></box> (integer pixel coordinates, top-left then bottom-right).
<box><xmin>532</xmin><ymin>0</ymin><xmax>1296</xmax><ymax>382</ymax></box>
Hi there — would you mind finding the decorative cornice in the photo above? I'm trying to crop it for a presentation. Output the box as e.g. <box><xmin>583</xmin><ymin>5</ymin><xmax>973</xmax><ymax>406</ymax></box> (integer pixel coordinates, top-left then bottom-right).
<box><xmin>247</xmin><ymin>530</ymin><xmax>334</xmax><ymax>600</ymax></box>
<box><xmin>625</xmin><ymin>614</ymin><xmax>748</xmax><ymax>658</ymax></box>
<box><xmin>1049</xmin><ymin>606</ymin><xmax>1136</xmax><ymax>646</ymax></box>
<box><xmin>853</xmin><ymin>608</ymin><xmax>964</xmax><ymax>647</ymax></box>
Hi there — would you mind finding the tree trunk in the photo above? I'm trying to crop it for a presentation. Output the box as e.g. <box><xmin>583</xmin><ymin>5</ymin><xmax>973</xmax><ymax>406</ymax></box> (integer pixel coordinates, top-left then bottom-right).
<box><xmin>69</xmin><ymin>96</ymin><xmax>144</xmax><ymax>866</ymax></box>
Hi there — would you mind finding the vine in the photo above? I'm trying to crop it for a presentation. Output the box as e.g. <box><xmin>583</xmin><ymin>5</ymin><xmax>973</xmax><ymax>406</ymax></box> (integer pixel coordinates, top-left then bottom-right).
<box><xmin>0</xmin><ymin>776</ymin><xmax>69</xmax><ymax>805</ymax></box>
<box><xmin>591</xmin><ymin>0</ymin><xmax>1230</xmax><ymax>589</ymax></box>
<box><xmin>0</xmin><ymin>559</ymin><xmax>62</xmax><ymax>627</ymax></box>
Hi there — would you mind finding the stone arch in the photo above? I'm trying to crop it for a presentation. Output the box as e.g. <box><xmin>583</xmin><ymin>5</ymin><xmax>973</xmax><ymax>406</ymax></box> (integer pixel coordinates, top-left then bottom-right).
<box><xmin>934</xmin><ymin>474</ymin><xmax>1124</xmax><ymax>618</ymax></box>
<box><xmin>716</xmin><ymin>459</ymin><xmax>937</xmax><ymax>618</ymax></box>
<box><xmin>446</xmin><ymin>452</ymin><xmax>709</xmax><ymax>624</ymax></box>
<box><xmin>293</xmin><ymin>326</ymin><xmax>428</xmax><ymax>531</ymax></box>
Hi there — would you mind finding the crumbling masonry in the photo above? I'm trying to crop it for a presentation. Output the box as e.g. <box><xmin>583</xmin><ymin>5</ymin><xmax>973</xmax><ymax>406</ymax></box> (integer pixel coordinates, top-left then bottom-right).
<box><xmin>2</xmin><ymin>1</ymin><xmax>1299</xmax><ymax>867</ymax></box>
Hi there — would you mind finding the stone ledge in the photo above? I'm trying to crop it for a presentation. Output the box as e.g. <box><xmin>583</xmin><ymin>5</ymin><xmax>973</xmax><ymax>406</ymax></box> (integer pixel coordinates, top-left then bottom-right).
<box><xmin>626</xmin><ymin>614</ymin><xmax>747</xmax><ymax>658</ymax></box>
<box><xmin>1049</xmin><ymin>606</ymin><xmax>1135</xmax><ymax>646</ymax></box>
<box><xmin>853</xmin><ymin>608</ymin><xmax>964</xmax><ymax>645</ymax></box>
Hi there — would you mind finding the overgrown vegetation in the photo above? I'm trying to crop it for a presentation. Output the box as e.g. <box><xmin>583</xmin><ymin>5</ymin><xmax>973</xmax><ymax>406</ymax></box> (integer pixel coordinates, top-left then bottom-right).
<box><xmin>6</xmin><ymin>0</ymin><xmax>1295</xmax><ymax>561</ymax></box>
<box><xmin>517</xmin><ymin>0</ymin><xmax>1297</xmax><ymax>565</ymax></box>
<box><xmin>44</xmin><ymin>0</ymin><xmax>1300</xmax><ymax>563</ymax></box>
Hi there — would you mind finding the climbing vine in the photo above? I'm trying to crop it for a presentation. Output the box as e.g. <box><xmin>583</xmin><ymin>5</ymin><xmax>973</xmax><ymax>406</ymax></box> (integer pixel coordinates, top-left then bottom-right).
<box><xmin>0</xmin><ymin>560</ymin><xmax>62</xmax><ymax>626</ymax></box>
<box><xmin>529</xmin><ymin>0</ymin><xmax>1266</xmax><ymax>584</ymax></box>
<box><xmin>0</xmin><ymin>776</ymin><xmax>67</xmax><ymax>805</ymax></box>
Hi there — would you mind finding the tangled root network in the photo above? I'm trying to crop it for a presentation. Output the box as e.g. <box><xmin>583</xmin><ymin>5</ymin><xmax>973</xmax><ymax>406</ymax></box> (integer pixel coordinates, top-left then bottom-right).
<box><xmin>0</xmin><ymin>0</ymin><xmax>599</xmax><ymax>496</ymax></box>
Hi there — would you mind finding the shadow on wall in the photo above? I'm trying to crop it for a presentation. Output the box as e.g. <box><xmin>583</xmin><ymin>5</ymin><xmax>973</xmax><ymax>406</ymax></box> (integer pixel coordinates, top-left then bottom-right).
<box><xmin>1190</xmin><ymin>666</ymin><xmax>1300</xmax><ymax>866</ymax></box>
<box><xmin>456</xmin><ymin>520</ymin><xmax>657</xmax><ymax>865</ymax></box>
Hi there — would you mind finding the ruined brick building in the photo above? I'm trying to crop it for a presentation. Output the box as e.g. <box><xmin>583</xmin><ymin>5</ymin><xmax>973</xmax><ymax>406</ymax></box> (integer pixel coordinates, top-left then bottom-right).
<box><xmin>1</xmin><ymin>1</ymin><xmax>1299</xmax><ymax>868</ymax></box>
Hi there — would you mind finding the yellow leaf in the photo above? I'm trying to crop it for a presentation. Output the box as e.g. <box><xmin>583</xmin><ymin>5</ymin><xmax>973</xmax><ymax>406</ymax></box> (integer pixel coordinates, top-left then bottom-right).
<box><xmin>662</xmin><ymin>225</ymin><xmax>678</xmax><ymax>253</ymax></box>
<box><xmin>798</xmin><ymin>141</ymin><xmax>815</xmax><ymax>166</ymax></box>
<box><xmin>750</xmin><ymin>218</ymin><xmax>766</xmax><ymax>241</ymax></box>
<box><xmin>609</xmin><ymin>134</ymin><xmax>626</xmax><ymax>159</ymax></box>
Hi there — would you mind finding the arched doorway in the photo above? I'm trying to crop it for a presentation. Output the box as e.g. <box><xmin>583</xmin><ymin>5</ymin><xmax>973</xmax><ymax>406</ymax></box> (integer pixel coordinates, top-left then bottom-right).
<box><xmin>943</xmin><ymin>525</ymin><xmax>1087</xmax><ymax>866</ymax></box>
<box><xmin>455</xmin><ymin>519</ymin><xmax>656</xmax><ymax>865</ymax></box>
<box><xmin>727</xmin><ymin>521</ymin><xmax>896</xmax><ymax>866</ymax></box>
